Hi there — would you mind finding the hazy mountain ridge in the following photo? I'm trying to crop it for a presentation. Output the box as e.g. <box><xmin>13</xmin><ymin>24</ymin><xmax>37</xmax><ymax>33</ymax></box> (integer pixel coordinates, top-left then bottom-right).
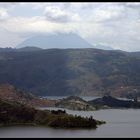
<box><xmin>16</xmin><ymin>33</ymin><xmax>114</xmax><ymax>50</ymax></box>
<box><xmin>16</xmin><ymin>33</ymin><xmax>93</xmax><ymax>49</ymax></box>
<box><xmin>0</xmin><ymin>48</ymin><xmax>139</xmax><ymax>97</ymax></box>
<box><xmin>0</xmin><ymin>46</ymin><xmax>42</xmax><ymax>52</ymax></box>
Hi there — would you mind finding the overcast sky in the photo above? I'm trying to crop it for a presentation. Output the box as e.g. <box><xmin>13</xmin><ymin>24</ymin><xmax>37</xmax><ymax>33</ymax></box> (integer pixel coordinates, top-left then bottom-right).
<box><xmin>0</xmin><ymin>2</ymin><xmax>140</xmax><ymax>52</ymax></box>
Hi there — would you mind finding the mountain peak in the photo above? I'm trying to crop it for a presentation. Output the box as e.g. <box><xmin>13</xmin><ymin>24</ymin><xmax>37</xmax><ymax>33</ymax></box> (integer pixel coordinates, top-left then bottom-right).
<box><xmin>16</xmin><ymin>33</ymin><xmax>93</xmax><ymax>49</ymax></box>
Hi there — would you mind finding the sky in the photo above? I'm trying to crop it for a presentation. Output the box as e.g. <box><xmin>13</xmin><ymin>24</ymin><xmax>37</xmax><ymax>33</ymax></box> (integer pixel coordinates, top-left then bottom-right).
<box><xmin>0</xmin><ymin>2</ymin><xmax>140</xmax><ymax>52</ymax></box>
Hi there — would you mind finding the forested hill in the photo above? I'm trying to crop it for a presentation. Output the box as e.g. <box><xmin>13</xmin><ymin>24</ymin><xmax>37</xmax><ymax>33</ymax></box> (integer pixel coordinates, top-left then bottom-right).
<box><xmin>0</xmin><ymin>48</ymin><xmax>139</xmax><ymax>97</ymax></box>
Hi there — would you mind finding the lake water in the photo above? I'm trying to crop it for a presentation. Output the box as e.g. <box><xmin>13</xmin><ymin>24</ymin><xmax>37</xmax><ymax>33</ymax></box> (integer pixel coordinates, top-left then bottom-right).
<box><xmin>0</xmin><ymin>108</ymin><xmax>140</xmax><ymax>138</ymax></box>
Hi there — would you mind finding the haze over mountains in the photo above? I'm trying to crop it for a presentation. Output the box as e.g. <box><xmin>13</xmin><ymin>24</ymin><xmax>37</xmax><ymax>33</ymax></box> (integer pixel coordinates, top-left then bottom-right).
<box><xmin>16</xmin><ymin>33</ymin><xmax>113</xmax><ymax>50</ymax></box>
<box><xmin>0</xmin><ymin>32</ymin><xmax>140</xmax><ymax>98</ymax></box>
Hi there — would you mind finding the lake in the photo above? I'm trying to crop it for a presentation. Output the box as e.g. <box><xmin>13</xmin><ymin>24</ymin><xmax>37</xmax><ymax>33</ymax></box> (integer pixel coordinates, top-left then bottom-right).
<box><xmin>0</xmin><ymin>108</ymin><xmax>140</xmax><ymax>138</ymax></box>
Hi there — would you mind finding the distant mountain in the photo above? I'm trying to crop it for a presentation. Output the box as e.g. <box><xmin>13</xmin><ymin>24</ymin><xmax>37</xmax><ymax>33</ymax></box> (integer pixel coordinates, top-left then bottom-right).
<box><xmin>0</xmin><ymin>47</ymin><xmax>15</xmax><ymax>52</ymax></box>
<box><xmin>17</xmin><ymin>46</ymin><xmax>43</xmax><ymax>52</ymax></box>
<box><xmin>0</xmin><ymin>47</ymin><xmax>42</xmax><ymax>52</ymax></box>
<box><xmin>93</xmin><ymin>44</ymin><xmax>114</xmax><ymax>50</ymax></box>
<box><xmin>0</xmin><ymin>48</ymin><xmax>139</xmax><ymax>97</ymax></box>
<box><xmin>16</xmin><ymin>33</ymin><xmax>93</xmax><ymax>49</ymax></box>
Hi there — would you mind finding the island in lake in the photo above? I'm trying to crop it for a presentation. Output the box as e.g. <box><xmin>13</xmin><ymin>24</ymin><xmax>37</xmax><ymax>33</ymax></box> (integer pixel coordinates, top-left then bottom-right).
<box><xmin>1</xmin><ymin>83</ymin><xmax>140</xmax><ymax>130</ymax></box>
<box><xmin>55</xmin><ymin>95</ymin><xmax>140</xmax><ymax>110</ymax></box>
<box><xmin>0</xmin><ymin>84</ymin><xmax>105</xmax><ymax>129</ymax></box>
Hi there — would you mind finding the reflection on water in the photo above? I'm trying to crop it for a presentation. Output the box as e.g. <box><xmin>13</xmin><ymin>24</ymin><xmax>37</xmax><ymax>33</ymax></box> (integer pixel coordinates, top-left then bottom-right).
<box><xmin>0</xmin><ymin>108</ymin><xmax>140</xmax><ymax>138</ymax></box>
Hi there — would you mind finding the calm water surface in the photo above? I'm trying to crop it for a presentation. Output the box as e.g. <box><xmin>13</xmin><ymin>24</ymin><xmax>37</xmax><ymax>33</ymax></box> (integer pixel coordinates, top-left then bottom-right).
<box><xmin>0</xmin><ymin>108</ymin><xmax>140</xmax><ymax>138</ymax></box>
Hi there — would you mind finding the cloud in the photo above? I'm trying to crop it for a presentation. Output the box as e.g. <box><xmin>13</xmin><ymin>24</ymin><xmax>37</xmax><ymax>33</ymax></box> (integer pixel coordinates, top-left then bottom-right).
<box><xmin>0</xmin><ymin>8</ymin><xmax>9</xmax><ymax>20</ymax></box>
<box><xmin>122</xmin><ymin>2</ymin><xmax>140</xmax><ymax>8</ymax></box>
<box><xmin>44</xmin><ymin>5</ymin><xmax>80</xmax><ymax>23</ymax></box>
<box><xmin>0</xmin><ymin>15</ymin><xmax>79</xmax><ymax>43</ymax></box>
<box><xmin>91</xmin><ymin>4</ymin><xmax>126</xmax><ymax>22</ymax></box>
<box><xmin>44</xmin><ymin>6</ymin><xmax>71</xmax><ymax>23</ymax></box>
<box><xmin>0</xmin><ymin>28</ymin><xmax>24</xmax><ymax>48</ymax></box>
<box><xmin>0</xmin><ymin>2</ymin><xmax>140</xmax><ymax>51</ymax></box>
<box><xmin>0</xmin><ymin>3</ymin><xmax>18</xmax><ymax>20</ymax></box>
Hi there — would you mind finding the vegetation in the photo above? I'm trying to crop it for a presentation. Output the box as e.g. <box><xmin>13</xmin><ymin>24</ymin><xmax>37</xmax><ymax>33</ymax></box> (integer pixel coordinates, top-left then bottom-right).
<box><xmin>0</xmin><ymin>99</ymin><xmax>36</xmax><ymax>125</ymax></box>
<box><xmin>0</xmin><ymin>48</ymin><xmax>139</xmax><ymax>98</ymax></box>
<box><xmin>55</xmin><ymin>96</ymin><xmax>96</xmax><ymax>111</ymax></box>
<box><xmin>0</xmin><ymin>99</ymin><xmax>105</xmax><ymax>128</ymax></box>
<box><xmin>0</xmin><ymin>84</ymin><xmax>57</xmax><ymax>108</ymax></box>
<box><xmin>89</xmin><ymin>95</ymin><xmax>140</xmax><ymax>109</ymax></box>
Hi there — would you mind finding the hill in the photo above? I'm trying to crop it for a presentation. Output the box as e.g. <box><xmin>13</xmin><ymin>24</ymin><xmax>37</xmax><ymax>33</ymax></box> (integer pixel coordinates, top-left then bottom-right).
<box><xmin>0</xmin><ymin>84</ymin><xmax>56</xmax><ymax>107</ymax></box>
<box><xmin>0</xmin><ymin>47</ymin><xmax>42</xmax><ymax>52</ymax></box>
<box><xmin>0</xmin><ymin>48</ymin><xmax>139</xmax><ymax>97</ymax></box>
<box><xmin>16</xmin><ymin>46</ymin><xmax>43</xmax><ymax>52</ymax></box>
<box><xmin>55</xmin><ymin>96</ymin><xmax>96</xmax><ymax>111</ymax></box>
<box><xmin>88</xmin><ymin>95</ymin><xmax>140</xmax><ymax>108</ymax></box>
<box><xmin>0</xmin><ymin>98</ymin><xmax>105</xmax><ymax>128</ymax></box>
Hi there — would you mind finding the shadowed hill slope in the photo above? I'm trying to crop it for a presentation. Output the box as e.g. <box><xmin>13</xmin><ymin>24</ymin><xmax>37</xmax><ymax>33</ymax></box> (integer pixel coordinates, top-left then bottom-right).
<box><xmin>0</xmin><ymin>48</ymin><xmax>139</xmax><ymax>97</ymax></box>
